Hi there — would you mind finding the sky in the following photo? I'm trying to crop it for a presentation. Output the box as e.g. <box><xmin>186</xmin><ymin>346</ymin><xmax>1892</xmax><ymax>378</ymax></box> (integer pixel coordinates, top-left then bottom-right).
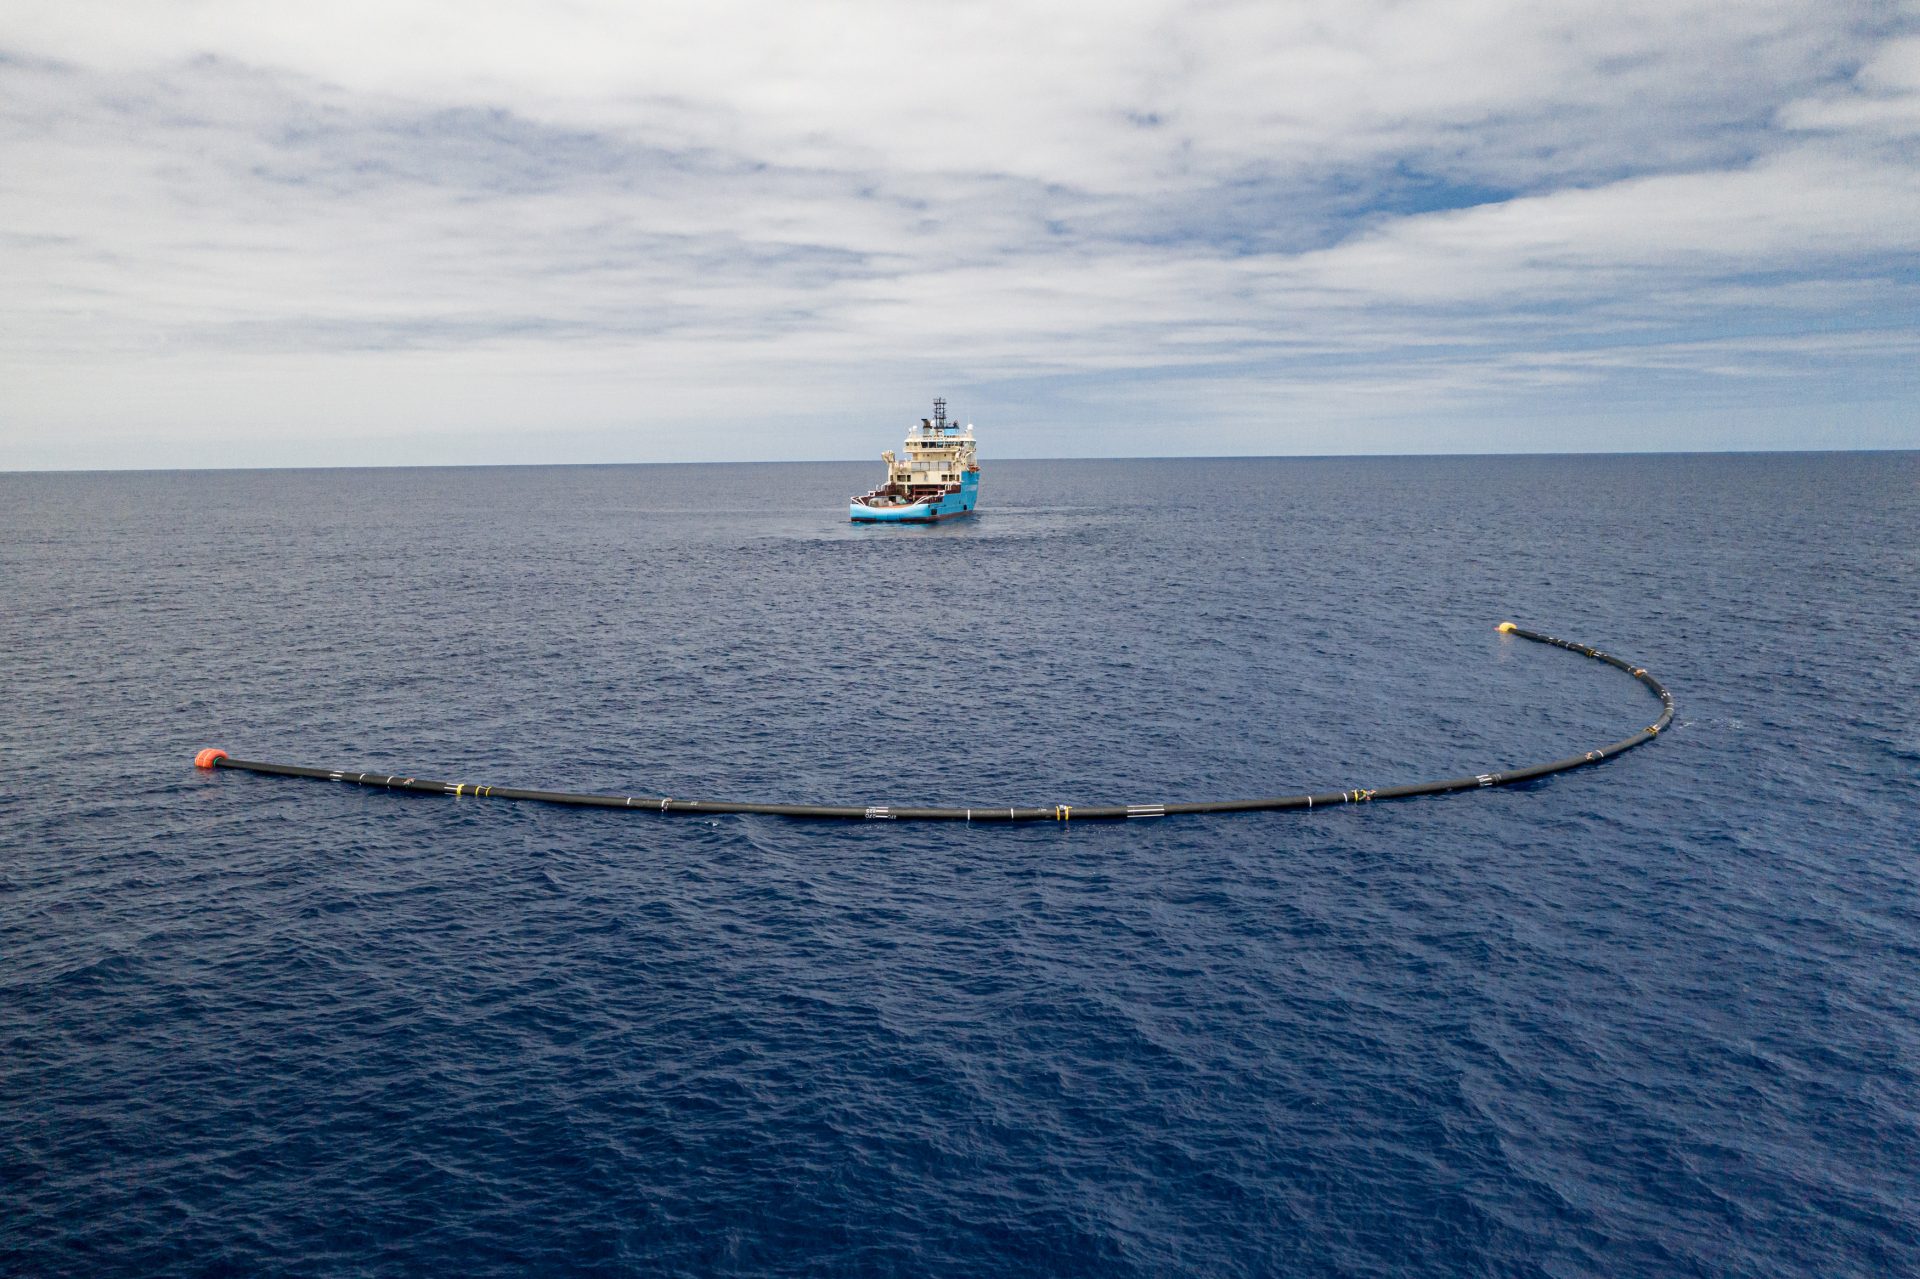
<box><xmin>2</xmin><ymin>0</ymin><xmax>1917</xmax><ymax>468</ymax></box>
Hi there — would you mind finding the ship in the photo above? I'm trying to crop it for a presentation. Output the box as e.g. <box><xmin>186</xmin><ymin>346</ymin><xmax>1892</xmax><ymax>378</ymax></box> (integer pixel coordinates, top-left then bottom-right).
<box><xmin>849</xmin><ymin>398</ymin><xmax>980</xmax><ymax>523</ymax></box>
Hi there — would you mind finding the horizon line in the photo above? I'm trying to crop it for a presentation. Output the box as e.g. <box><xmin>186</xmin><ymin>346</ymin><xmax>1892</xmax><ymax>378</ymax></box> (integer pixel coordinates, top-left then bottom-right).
<box><xmin>6</xmin><ymin>445</ymin><xmax>1915</xmax><ymax>477</ymax></box>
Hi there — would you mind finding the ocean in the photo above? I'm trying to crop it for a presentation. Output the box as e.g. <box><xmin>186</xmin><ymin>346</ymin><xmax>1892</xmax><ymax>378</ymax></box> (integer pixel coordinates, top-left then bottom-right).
<box><xmin>3</xmin><ymin>453</ymin><xmax>1916</xmax><ymax>1276</ymax></box>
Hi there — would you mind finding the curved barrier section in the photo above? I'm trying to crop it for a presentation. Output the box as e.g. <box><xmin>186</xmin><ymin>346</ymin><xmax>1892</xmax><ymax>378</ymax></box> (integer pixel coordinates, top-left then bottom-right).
<box><xmin>194</xmin><ymin>623</ymin><xmax>1673</xmax><ymax>823</ymax></box>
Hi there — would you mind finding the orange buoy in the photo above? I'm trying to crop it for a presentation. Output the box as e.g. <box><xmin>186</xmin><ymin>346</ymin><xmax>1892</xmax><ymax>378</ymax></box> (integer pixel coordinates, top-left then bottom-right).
<box><xmin>194</xmin><ymin>748</ymin><xmax>228</xmax><ymax>769</ymax></box>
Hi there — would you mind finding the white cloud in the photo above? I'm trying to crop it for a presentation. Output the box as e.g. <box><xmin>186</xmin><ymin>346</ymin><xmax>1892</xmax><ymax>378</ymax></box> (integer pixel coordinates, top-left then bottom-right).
<box><xmin>1778</xmin><ymin>32</ymin><xmax>1920</xmax><ymax>135</ymax></box>
<box><xmin>1</xmin><ymin>1</ymin><xmax>1916</xmax><ymax>465</ymax></box>
<box><xmin>1279</xmin><ymin>146</ymin><xmax>1920</xmax><ymax>304</ymax></box>
<box><xmin>6</xmin><ymin>0</ymin><xmax>1882</xmax><ymax>189</ymax></box>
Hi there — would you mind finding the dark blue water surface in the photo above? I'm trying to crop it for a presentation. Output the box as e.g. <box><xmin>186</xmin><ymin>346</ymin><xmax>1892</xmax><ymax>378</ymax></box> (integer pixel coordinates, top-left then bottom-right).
<box><xmin>3</xmin><ymin>454</ymin><xmax>1917</xmax><ymax>1277</ymax></box>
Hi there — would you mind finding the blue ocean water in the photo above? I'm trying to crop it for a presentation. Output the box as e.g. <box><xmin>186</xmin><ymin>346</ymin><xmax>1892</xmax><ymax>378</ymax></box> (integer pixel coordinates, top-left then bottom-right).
<box><xmin>2</xmin><ymin>453</ymin><xmax>1916</xmax><ymax>1277</ymax></box>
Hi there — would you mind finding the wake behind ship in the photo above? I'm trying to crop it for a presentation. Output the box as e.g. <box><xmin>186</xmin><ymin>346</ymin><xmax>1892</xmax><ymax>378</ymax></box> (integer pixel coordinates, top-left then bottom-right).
<box><xmin>849</xmin><ymin>398</ymin><xmax>980</xmax><ymax>523</ymax></box>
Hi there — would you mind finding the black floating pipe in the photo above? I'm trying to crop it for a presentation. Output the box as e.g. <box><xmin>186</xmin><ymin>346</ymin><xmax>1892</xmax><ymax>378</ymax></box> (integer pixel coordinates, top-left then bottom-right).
<box><xmin>193</xmin><ymin>623</ymin><xmax>1673</xmax><ymax>823</ymax></box>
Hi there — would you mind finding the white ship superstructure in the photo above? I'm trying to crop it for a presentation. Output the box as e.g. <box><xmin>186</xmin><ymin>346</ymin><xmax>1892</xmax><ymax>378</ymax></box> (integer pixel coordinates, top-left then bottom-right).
<box><xmin>849</xmin><ymin>399</ymin><xmax>981</xmax><ymax>522</ymax></box>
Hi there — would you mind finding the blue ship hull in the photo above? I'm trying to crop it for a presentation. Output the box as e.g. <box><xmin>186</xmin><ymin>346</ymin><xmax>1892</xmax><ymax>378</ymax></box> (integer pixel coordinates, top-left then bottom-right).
<box><xmin>850</xmin><ymin>471</ymin><xmax>979</xmax><ymax>523</ymax></box>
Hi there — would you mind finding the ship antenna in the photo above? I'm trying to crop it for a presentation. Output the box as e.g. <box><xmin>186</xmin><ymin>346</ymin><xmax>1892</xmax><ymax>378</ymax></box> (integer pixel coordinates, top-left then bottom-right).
<box><xmin>933</xmin><ymin>397</ymin><xmax>946</xmax><ymax>430</ymax></box>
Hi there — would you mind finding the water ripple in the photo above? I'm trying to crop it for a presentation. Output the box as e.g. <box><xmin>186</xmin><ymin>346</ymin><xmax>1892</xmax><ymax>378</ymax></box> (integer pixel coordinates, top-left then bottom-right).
<box><xmin>3</xmin><ymin>455</ymin><xmax>1917</xmax><ymax>1276</ymax></box>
